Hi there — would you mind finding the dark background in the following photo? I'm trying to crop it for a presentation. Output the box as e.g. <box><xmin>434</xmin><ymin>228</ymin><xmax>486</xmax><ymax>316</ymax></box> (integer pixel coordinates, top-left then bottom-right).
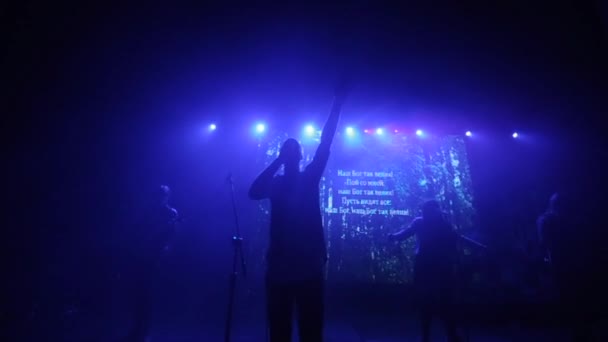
<box><xmin>4</xmin><ymin>0</ymin><xmax>608</xmax><ymax>339</ymax></box>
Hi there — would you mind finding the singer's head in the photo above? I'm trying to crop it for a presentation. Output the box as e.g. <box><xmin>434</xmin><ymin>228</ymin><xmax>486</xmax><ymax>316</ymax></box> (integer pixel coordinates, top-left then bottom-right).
<box><xmin>422</xmin><ymin>199</ymin><xmax>441</xmax><ymax>220</ymax></box>
<box><xmin>280</xmin><ymin>138</ymin><xmax>303</xmax><ymax>167</ymax></box>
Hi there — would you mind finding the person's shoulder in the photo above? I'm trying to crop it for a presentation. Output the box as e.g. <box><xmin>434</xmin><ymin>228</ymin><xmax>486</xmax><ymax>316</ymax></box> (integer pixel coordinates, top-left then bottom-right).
<box><xmin>538</xmin><ymin>212</ymin><xmax>557</xmax><ymax>223</ymax></box>
<box><xmin>304</xmin><ymin>161</ymin><xmax>317</xmax><ymax>172</ymax></box>
<box><xmin>303</xmin><ymin>166</ymin><xmax>318</xmax><ymax>177</ymax></box>
<box><xmin>411</xmin><ymin>217</ymin><xmax>424</xmax><ymax>226</ymax></box>
<box><xmin>538</xmin><ymin>212</ymin><xmax>560</xmax><ymax>230</ymax></box>
<box><xmin>536</xmin><ymin>214</ymin><xmax>545</xmax><ymax>225</ymax></box>
<box><xmin>300</xmin><ymin>170</ymin><xmax>318</xmax><ymax>183</ymax></box>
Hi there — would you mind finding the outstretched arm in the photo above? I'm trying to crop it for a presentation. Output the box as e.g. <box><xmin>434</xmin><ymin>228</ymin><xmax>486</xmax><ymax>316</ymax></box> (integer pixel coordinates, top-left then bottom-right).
<box><xmin>307</xmin><ymin>81</ymin><xmax>349</xmax><ymax>178</ymax></box>
<box><xmin>248</xmin><ymin>157</ymin><xmax>283</xmax><ymax>200</ymax></box>
<box><xmin>389</xmin><ymin>218</ymin><xmax>421</xmax><ymax>241</ymax></box>
<box><xmin>319</xmin><ymin>96</ymin><xmax>343</xmax><ymax>152</ymax></box>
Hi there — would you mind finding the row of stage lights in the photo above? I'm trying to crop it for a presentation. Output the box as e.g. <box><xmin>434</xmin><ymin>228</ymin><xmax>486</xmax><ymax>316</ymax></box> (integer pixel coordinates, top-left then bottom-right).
<box><xmin>207</xmin><ymin>123</ymin><xmax>520</xmax><ymax>139</ymax></box>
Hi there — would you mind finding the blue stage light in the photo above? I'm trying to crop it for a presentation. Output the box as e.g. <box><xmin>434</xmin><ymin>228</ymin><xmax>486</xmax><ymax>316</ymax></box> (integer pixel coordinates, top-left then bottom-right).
<box><xmin>512</xmin><ymin>132</ymin><xmax>518</xmax><ymax>138</ymax></box>
<box><xmin>209</xmin><ymin>123</ymin><xmax>217</xmax><ymax>131</ymax></box>
<box><xmin>346</xmin><ymin>127</ymin><xmax>355</xmax><ymax>136</ymax></box>
<box><xmin>465</xmin><ymin>131</ymin><xmax>472</xmax><ymax>137</ymax></box>
<box><xmin>376</xmin><ymin>128</ymin><xmax>384</xmax><ymax>135</ymax></box>
<box><xmin>256</xmin><ymin>123</ymin><xmax>266</xmax><ymax>133</ymax></box>
<box><xmin>305</xmin><ymin>125</ymin><xmax>315</xmax><ymax>136</ymax></box>
<box><xmin>416</xmin><ymin>129</ymin><xmax>424</xmax><ymax>136</ymax></box>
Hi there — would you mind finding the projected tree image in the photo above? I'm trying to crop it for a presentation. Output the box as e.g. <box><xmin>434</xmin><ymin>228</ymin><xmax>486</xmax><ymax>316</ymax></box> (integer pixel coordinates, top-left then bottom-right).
<box><xmin>253</xmin><ymin>133</ymin><xmax>475</xmax><ymax>284</ymax></box>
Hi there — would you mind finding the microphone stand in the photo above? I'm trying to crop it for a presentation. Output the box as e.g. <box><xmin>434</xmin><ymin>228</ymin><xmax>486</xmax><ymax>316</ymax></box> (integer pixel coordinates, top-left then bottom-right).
<box><xmin>224</xmin><ymin>173</ymin><xmax>247</xmax><ymax>342</ymax></box>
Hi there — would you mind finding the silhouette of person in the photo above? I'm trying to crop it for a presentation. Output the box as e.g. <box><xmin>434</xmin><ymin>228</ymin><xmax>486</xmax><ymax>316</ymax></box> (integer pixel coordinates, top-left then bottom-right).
<box><xmin>537</xmin><ymin>192</ymin><xmax>592</xmax><ymax>341</ymax></box>
<box><xmin>249</xmin><ymin>83</ymin><xmax>348</xmax><ymax>341</ymax></box>
<box><xmin>537</xmin><ymin>193</ymin><xmax>564</xmax><ymax>267</ymax></box>
<box><xmin>389</xmin><ymin>200</ymin><xmax>461</xmax><ymax>342</ymax></box>
<box><xmin>124</xmin><ymin>185</ymin><xmax>179</xmax><ymax>342</ymax></box>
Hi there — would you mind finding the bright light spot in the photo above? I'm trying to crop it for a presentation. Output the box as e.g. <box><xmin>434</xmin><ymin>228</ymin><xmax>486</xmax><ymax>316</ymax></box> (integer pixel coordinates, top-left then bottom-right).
<box><xmin>465</xmin><ymin>131</ymin><xmax>472</xmax><ymax>137</ymax></box>
<box><xmin>256</xmin><ymin>123</ymin><xmax>266</xmax><ymax>133</ymax></box>
<box><xmin>376</xmin><ymin>128</ymin><xmax>384</xmax><ymax>135</ymax></box>
<box><xmin>512</xmin><ymin>132</ymin><xmax>518</xmax><ymax>138</ymax></box>
<box><xmin>346</xmin><ymin>127</ymin><xmax>355</xmax><ymax>136</ymax></box>
<box><xmin>305</xmin><ymin>125</ymin><xmax>315</xmax><ymax>136</ymax></box>
<box><xmin>394</xmin><ymin>129</ymin><xmax>399</xmax><ymax>133</ymax></box>
<box><xmin>364</xmin><ymin>129</ymin><xmax>370</xmax><ymax>134</ymax></box>
<box><xmin>209</xmin><ymin>123</ymin><xmax>217</xmax><ymax>131</ymax></box>
<box><xmin>416</xmin><ymin>129</ymin><xmax>424</xmax><ymax>136</ymax></box>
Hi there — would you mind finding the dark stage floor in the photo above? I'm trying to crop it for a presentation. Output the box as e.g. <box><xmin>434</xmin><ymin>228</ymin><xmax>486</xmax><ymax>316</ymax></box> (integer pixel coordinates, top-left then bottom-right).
<box><xmin>15</xmin><ymin>296</ymin><xmax>608</xmax><ymax>342</ymax></box>
<box><xmin>11</xmin><ymin>271</ymin><xmax>608</xmax><ymax>341</ymax></box>
<box><xmin>139</xmin><ymin>314</ymin><xmax>606</xmax><ymax>342</ymax></box>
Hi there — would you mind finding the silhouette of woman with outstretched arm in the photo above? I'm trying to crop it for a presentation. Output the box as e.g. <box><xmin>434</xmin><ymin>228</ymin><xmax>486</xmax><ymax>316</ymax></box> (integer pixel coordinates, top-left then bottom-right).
<box><xmin>389</xmin><ymin>200</ymin><xmax>461</xmax><ymax>342</ymax></box>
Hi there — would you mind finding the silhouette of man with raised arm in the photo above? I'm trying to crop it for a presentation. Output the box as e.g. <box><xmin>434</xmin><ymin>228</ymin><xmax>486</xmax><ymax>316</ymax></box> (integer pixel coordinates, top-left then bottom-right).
<box><xmin>389</xmin><ymin>200</ymin><xmax>461</xmax><ymax>342</ymax></box>
<box><xmin>249</xmin><ymin>82</ymin><xmax>348</xmax><ymax>342</ymax></box>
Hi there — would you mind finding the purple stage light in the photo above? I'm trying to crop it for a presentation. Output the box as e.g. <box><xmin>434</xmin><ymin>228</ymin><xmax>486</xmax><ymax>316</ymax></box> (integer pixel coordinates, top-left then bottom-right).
<box><xmin>465</xmin><ymin>131</ymin><xmax>472</xmax><ymax>137</ymax></box>
<box><xmin>512</xmin><ymin>132</ymin><xmax>518</xmax><ymax>138</ymax></box>
<box><xmin>364</xmin><ymin>129</ymin><xmax>370</xmax><ymax>134</ymax></box>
